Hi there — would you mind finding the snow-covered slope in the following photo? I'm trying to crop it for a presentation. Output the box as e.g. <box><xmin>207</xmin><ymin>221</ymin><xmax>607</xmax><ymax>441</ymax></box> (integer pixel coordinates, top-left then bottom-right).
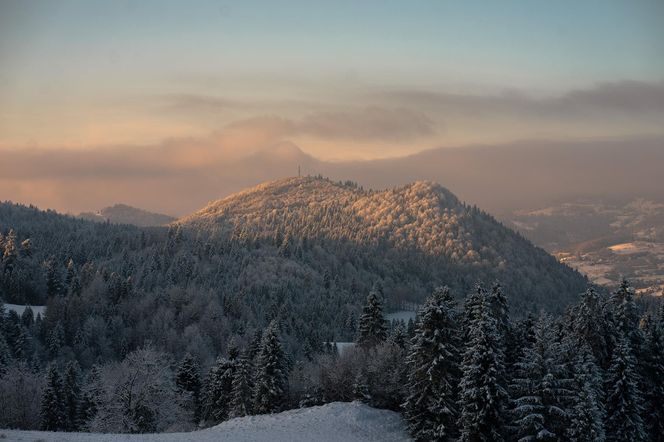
<box><xmin>176</xmin><ymin>176</ymin><xmax>587</xmax><ymax>312</ymax></box>
<box><xmin>0</xmin><ymin>402</ymin><xmax>411</xmax><ymax>442</ymax></box>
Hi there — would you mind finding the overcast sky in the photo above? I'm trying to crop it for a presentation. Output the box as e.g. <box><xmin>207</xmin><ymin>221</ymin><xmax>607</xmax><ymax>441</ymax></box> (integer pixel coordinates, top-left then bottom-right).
<box><xmin>1</xmin><ymin>0</ymin><xmax>663</xmax><ymax>213</ymax></box>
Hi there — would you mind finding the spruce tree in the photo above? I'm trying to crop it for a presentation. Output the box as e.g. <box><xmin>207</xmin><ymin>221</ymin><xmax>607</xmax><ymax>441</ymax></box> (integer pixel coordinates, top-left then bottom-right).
<box><xmin>253</xmin><ymin>321</ymin><xmax>288</xmax><ymax>414</ymax></box>
<box><xmin>62</xmin><ymin>361</ymin><xmax>81</xmax><ymax>431</ymax></box>
<box><xmin>461</xmin><ymin>285</ymin><xmax>483</xmax><ymax>337</ymax></box>
<box><xmin>572</xmin><ymin>287</ymin><xmax>610</xmax><ymax>368</ymax></box>
<box><xmin>41</xmin><ymin>365</ymin><xmax>66</xmax><ymax>431</ymax></box>
<box><xmin>202</xmin><ymin>356</ymin><xmax>236</xmax><ymax>423</ymax></box>
<box><xmin>457</xmin><ymin>289</ymin><xmax>508</xmax><ymax>442</ymax></box>
<box><xmin>567</xmin><ymin>344</ymin><xmax>605</xmax><ymax>442</ymax></box>
<box><xmin>510</xmin><ymin>315</ymin><xmax>572</xmax><ymax>442</ymax></box>
<box><xmin>357</xmin><ymin>287</ymin><xmax>387</xmax><ymax>349</ymax></box>
<box><xmin>176</xmin><ymin>353</ymin><xmax>202</xmax><ymax>422</ymax></box>
<box><xmin>608</xmin><ymin>279</ymin><xmax>641</xmax><ymax>349</ymax></box>
<box><xmin>604</xmin><ymin>333</ymin><xmax>646</xmax><ymax>442</ymax></box>
<box><xmin>641</xmin><ymin>316</ymin><xmax>664</xmax><ymax>441</ymax></box>
<box><xmin>403</xmin><ymin>286</ymin><xmax>460</xmax><ymax>441</ymax></box>
<box><xmin>229</xmin><ymin>351</ymin><xmax>253</xmax><ymax>418</ymax></box>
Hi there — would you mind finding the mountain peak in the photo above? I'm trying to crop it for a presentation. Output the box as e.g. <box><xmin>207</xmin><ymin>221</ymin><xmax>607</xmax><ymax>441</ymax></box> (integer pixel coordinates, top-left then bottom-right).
<box><xmin>177</xmin><ymin>176</ymin><xmax>461</xmax><ymax>230</ymax></box>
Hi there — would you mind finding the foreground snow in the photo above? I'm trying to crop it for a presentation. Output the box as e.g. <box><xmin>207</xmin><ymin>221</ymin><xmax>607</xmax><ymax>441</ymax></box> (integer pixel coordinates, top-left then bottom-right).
<box><xmin>0</xmin><ymin>402</ymin><xmax>412</xmax><ymax>442</ymax></box>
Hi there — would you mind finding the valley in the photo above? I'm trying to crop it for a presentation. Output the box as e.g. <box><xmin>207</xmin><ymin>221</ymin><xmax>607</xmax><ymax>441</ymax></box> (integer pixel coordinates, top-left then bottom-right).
<box><xmin>504</xmin><ymin>197</ymin><xmax>664</xmax><ymax>297</ymax></box>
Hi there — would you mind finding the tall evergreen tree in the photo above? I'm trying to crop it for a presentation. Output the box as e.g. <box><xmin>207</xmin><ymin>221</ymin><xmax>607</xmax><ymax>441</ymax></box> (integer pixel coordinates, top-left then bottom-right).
<box><xmin>176</xmin><ymin>353</ymin><xmax>202</xmax><ymax>422</ymax></box>
<box><xmin>461</xmin><ymin>285</ymin><xmax>483</xmax><ymax>338</ymax></box>
<box><xmin>403</xmin><ymin>286</ymin><xmax>461</xmax><ymax>441</ymax></box>
<box><xmin>202</xmin><ymin>356</ymin><xmax>236</xmax><ymax>423</ymax></box>
<box><xmin>641</xmin><ymin>315</ymin><xmax>664</xmax><ymax>441</ymax></box>
<box><xmin>457</xmin><ymin>288</ymin><xmax>508</xmax><ymax>442</ymax></box>
<box><xmin>253</xmin><ymin>321</ymin><xmax>288</xmax><ymax>414</ymax></box>
<box><xmin>357</xmin><ymin>287</ymin><xmax>387</xmax><ymax>349</ymax></box>
<box><xmin>608</xmin><ymin>279</ymin><xmax>641</xmax><ymax>349</ymax></box>
<box><xmin>62</xmin><ymin>361</ymin><xmax>81</xmax><ymax>431</ymax></box>
<box><xmin>567</xmin><ymin>344</ymin><xmax>605</xmax><ymax>442</ymax></box>
<box><xmin>229</xmin><ymin>351</ymin><xmax>253</xmax><ymax>418</ymax></box>
<box><xmin>510</xmin><ymin>315</ymin><xmax>572</xmax><ymax>442</ymax></box>
<box><xmin>572</xmin><ymin>287</ymin><xmax>610</xmax><ymax>367</ymax></box>
<box><xmin>604</xmin><ymin>333</ymin><xmax>646</xmax><ymax>442</ymax></box>
<box><xmin>40</xmin><ymin>365</ymin><xmax>66</xmax><ymax>431</ymax></box>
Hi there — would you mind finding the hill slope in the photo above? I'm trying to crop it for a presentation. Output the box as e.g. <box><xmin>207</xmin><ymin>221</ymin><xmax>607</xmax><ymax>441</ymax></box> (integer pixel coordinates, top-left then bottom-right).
<box><xmin>0</xmin><ymin>402</ymin><xmax>412</xmax><ymax>442</ymax></box>
<box><xmin>79</xmin><ymin>204</ymin><xmax>175</xmax><ymax>226</ymax></box>
<box><xmin>179</xmin><ymin>176</ymin><xmax>587</xmax><ymax>313</ymax></box>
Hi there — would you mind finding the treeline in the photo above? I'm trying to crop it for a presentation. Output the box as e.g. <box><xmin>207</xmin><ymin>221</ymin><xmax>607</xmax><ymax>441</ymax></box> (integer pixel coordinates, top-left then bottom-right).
<box><xmin>1</xmin><ymin>279</ymin><xmax>662</xmax><ymax>441</ymax></box>
<box><xmin>0</xmin><ymin>200</ymin><xmax>584</xmax><ymax>398</ymax></box>
<box><xmin>335</xmin><ymin>281</ymin><xmax>664</xmax><ymax>442</ymax></box>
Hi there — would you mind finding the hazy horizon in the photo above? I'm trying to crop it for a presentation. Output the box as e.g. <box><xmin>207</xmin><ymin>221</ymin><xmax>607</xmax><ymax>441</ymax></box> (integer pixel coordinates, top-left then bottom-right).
<box><xmin>1</xmin><ymin>0</ymin><xmax>663</xmax><ymax>214</ymax></box>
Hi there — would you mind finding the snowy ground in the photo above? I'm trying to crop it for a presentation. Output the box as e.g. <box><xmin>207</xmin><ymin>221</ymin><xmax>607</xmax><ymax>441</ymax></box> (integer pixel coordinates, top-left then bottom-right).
<box><xmin>2</xmin><ymin>303</ymin><xmax>47</xmax><ymax>317</ymax></box>
<box><xmin>0</xmin><ymin>402</ymin><xmax>412</xmax><ymax>442</ymax></box>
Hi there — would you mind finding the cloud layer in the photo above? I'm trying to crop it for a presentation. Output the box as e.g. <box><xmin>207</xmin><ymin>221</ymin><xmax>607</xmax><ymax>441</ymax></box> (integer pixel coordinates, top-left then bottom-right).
<box><xmin>1</xmin><ymin>80</ymin><xmax>663</xmax><ymax>215</ymax></box>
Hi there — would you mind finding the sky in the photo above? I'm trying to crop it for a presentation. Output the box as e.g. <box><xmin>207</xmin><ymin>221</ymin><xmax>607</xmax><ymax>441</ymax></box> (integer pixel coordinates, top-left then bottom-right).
<box><xmin>1</xmin><ymin>0</ymin><xmax>663</xmax><ymax>214</ymax></box>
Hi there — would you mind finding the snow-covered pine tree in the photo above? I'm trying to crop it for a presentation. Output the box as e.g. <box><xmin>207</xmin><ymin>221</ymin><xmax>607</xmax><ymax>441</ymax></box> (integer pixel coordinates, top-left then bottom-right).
<box><xmin>604</xmin><ymin>333</ymin><xmax>646</xmax><ymax>442</ymax></box>
<box><xmin>457</xmin><ymin>287</ymin><xmax>508</xmax><ymax>442</ymax></box>
<box><xmin>357</xmin><ymin>286</ymin><xmax>387</xmax><ymax>349</ymax></box>
<box><xmin>62</xmin><ymin>361</ymin><xmax>81</xmax><ymax>431</ymax></box>
<box><xmin>461</xmin><ymin>285</ymin><xmax>483</xmax><ymax>338</ymax></box>
<box><xmin>40</xmin><ymin>365</ymin><xmax>66</xmax><ymax>431</ymax></box>
<box><xmin>510</xmin><ymin>314</ymin><xmax>572</xmax><ymax>442</ymax></box>
<box><xmin>608</xmin><ymin>279</ymin><xmax>642</xmax><ymax>349</ymax></box>
<box><xmin>567</xmin><ymin>344</ymin><xmax>605</xmax><ymax>442</ymax></box>
<box><xmin>253</xmin><ymin>321</ymin><xmax>288</xmax><ymax>414</ymax></box>
<box><xmin>403</xmin><ymin>286</ymin><xmax>460</xmax><ymax>442</ymax></box>
<box><xmin>202</xmin><ymin>356</ymin><xmax>236</xmax><ymax>423</ymax></box>
<box><xmin>176</xmin><ymin>353</ymin><xmax>202</xmax><ymax>422</ymax></box>
<box><xmin>229</xmin><ymin>351</ymin><xmax>253</xmax><ymax>418</ymax></box>
<box><xmin>641</xmin><ymin>315</ymin><xmax>664</xmax><ymax>441</ymax></box>
<box><xmin>572</xmin><ymin>287</ymin><xmax>610</xmax><ymax>368</ymax></box>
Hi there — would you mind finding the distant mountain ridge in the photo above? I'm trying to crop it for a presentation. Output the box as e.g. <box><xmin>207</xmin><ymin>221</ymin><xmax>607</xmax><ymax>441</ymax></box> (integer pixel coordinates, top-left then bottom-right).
<box><xmin>79</xmin><ymin>203</ymin><xmax>175</xmax><ymax>227</ymax></box>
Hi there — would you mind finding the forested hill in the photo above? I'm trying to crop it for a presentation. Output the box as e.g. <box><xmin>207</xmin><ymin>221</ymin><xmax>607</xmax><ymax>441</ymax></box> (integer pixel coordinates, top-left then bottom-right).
<box><xmin>79</xmin><ymin>203</ymin><xmax>175</xmax><ymax>227</ymax></box>
<box><xmin>178</xmin><ymin>176</ymin><xmax>587</xmax><ymax>312</ymax></box>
